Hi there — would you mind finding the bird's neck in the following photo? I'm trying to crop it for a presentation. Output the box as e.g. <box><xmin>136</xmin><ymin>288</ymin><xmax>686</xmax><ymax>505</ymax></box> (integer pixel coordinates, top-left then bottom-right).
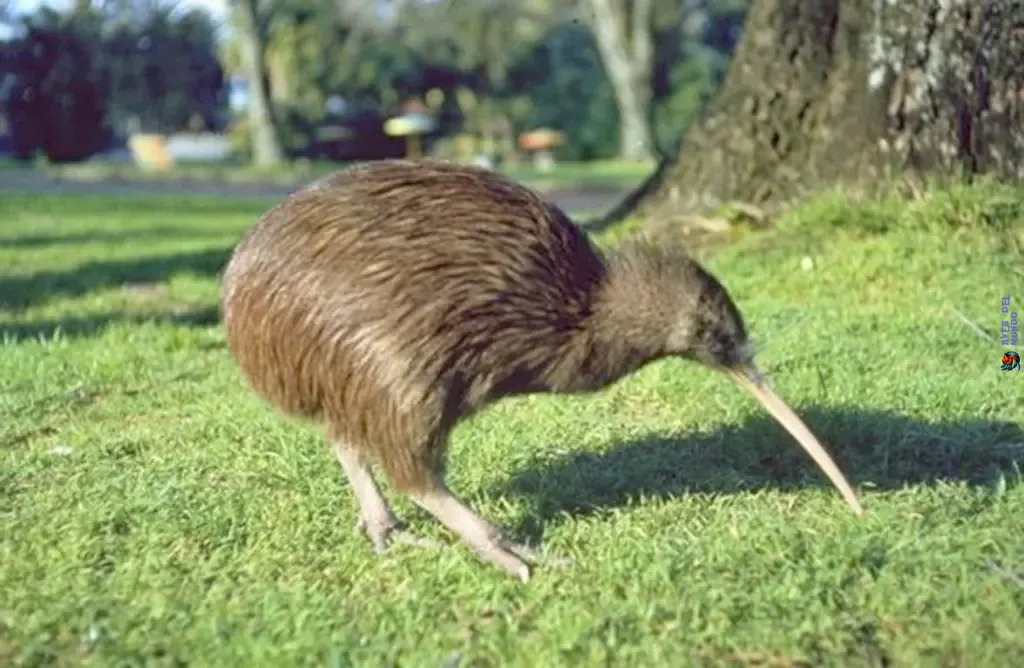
<box><xmin>544</xmin><ymin>250</ymin><xmax>672</xmax><ymax>393</ymax></box>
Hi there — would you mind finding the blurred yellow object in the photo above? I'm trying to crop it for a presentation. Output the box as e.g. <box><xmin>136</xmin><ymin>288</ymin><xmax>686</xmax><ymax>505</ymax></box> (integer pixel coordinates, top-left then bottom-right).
<box><xmin>384</xmin><ymin>113</ymin><xmax>438</xmax><ymax>159</ymax></box>
<box><xmin>128</xmin><ymin>134</ymin><xmax>173</xmax><ymax>171</ymax></box>
<box><xmin>426</xmin><ymin>88</ymin><xmax>445</xmax><ymax>111</ymax></box>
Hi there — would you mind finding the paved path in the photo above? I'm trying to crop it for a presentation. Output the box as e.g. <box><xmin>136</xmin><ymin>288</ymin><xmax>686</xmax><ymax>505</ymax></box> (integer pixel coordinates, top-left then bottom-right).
<box><xmin>0</xmin><ymin>170</ymin><xmax>628</xmax><ymax>216</ymax></box>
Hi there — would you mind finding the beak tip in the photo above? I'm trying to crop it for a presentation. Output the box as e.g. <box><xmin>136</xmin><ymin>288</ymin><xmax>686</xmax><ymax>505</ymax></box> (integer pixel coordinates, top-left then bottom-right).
<box><xmin>728</xmin><ymin>366</ymin><xmax>866</xmax><ymax>521</ymax></box>
<box><xmin>842</xmin><ymin>492</ymin><xmax>865</xmax><ymax>518</ymax></box>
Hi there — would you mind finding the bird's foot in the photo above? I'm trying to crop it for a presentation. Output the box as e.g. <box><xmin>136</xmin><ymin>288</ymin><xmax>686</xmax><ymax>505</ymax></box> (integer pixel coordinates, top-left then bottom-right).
<box><xmin>410</xmin><ymin>479</ymin><xmax>572</xmax><ymax>583</ymax></box>
<box><xmin>465</xmin><ymin>536</ymin><xmax>571</xmax><ymax>583</ymax></box>
<box><xmin>356</xmin><ymin>515</ymin><xmax>445</xmax><ymax>554</ymax></box>
<box><xmin>472</xmin><ymin>537</ymin><xmax>533</xmax><ymax>583</ymax></box>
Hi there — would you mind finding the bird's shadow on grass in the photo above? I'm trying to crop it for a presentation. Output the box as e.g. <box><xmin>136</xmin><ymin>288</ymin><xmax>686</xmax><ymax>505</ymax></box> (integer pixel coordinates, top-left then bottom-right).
<box><xmin>491</xmin><ymin>407</ymin><xmax>1024</xmax><ymax>543</ymax></box>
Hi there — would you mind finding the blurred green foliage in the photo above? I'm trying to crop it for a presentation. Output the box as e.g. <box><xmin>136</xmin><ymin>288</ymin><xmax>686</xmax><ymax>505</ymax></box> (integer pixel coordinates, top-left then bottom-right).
<box><xmin>1</xmin><ymin>1</ymin><xmax>225</xmax><ymax>160</ymax></box>
<box><xmin>4</xmin><ymin>22</ymin><xmax>108</xmax><ymax>162</ymax></box>
<box><xmin>1</xmin><ymin>0</ymin><xmax>748</xmax><ymax>162</ymax></box>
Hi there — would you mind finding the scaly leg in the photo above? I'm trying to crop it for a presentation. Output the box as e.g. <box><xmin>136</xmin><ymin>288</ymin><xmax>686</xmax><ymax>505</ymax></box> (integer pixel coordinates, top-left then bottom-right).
<box><xmin>410</xmin><ymin>475</ymin><xmax>569</xmax><ymax>583</ymax></box>
<box><xmin>333</xmin><ymin>442</ymin><xmax>443</xmax><ymax>553</ymax></box>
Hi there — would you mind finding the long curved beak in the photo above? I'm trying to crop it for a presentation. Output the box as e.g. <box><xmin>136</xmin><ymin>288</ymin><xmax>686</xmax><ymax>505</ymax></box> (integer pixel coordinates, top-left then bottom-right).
<box><xmin>726</xmin><ymin>365</ymin><xmax>864</xmax><ymax>517</ymax></box>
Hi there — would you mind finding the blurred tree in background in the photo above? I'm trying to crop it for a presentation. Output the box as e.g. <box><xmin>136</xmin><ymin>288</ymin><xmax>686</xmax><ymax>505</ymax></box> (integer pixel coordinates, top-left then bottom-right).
<box><xmin>0</xmin><ymin>0</ymin><xmax>750</xmax><ymax>166</ymax></box>
<box><xmin>3</xmin><ymin>7</ymin><xmax>108</xmax><ymax>162</ymax></box>
<box><xmin>1</xmin><ymin>0</ymin><xmax>225</xmax><ymax>162</ymax></box>
<box><xmin>636</xmin><ymin>0</ymin><xmax>1024</xmax><ymax>218</ymax></box>
<box><xmin>209</xmin><ymin>0</ymin><xmax>751</xmax><ymax>164</ymax></box>
<box><xmin>580</xmin><ymin>0</ymin><xmax>657</xmax><ymax>161</ymax></box>
<box><xmin>226</xmin><ymin>0</ymin><xmax>284</xmax><ymax>166</ymax></box>
<box><xmin>508</xmin><ymin>20</ymin><xmax>617</xmax><ymax>162</ymax></box>
<box><xmin>1</xmin><ymin>0</ymin><xmax>1017</xmax><ymax>230</ymax></box>
<box><xmin>102</xmin><ymin>1</ymin><xmax>225</xmax><ymax>134</ymax></box>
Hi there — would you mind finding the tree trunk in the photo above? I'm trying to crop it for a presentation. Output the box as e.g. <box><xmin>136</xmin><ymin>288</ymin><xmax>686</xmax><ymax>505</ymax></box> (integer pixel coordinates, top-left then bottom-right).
<box><xmin>637</xmin><ymin>0</ymin><xmax>1024</xmax><ymax>218</ymax></box>
<box><xmin>233</xmin><ymin>0</ymin><xmax>284</xmax><ymax>167</ymax></box>
<box><xmin>584</xmin><ymin>0</ymin><xmax>657</xmax><ymax>161</ymax></box>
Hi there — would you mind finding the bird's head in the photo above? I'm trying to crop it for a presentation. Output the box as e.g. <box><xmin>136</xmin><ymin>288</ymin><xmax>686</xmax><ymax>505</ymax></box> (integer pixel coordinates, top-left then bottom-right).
<box><xmin>603</xmin><ymin>238</ymin><xmax>752</xmax><ymax>368</ymax></box>
<box><xmin>603</xmin><ymin>238</ymin><xmax>864</xmax><ymax>517</ymax></box>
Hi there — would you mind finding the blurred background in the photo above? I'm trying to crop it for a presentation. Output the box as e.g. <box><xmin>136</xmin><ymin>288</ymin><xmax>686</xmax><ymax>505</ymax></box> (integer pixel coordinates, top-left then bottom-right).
<box><xmin>0</xmin><ymin>0</ymin><xmax>747</xmax><ymax>191</ymax></box>
<box><xmin>2</xmin><ymin>5</ymin><xmax>1022</xmax><ymax>662</ymax></box>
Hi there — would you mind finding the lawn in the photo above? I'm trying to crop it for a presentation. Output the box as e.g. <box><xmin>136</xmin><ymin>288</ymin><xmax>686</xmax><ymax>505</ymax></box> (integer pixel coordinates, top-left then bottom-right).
<box><xmin>26</xmin><ymin>158</ymin><xmax>655</xmax><ymax>194</ymax></box>
<box><xmin>1</xmin><ymin>181</ymin><xmax>1022</xmax><ymax>666</ymax></box>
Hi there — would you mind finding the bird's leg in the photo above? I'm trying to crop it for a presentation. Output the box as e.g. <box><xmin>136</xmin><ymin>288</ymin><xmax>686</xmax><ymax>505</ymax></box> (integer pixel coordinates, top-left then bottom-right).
<box><xmin>333</xmin><ymin>442</ymin><xmax>444</xmax><ymax>553</ymax></box>
<box><xmin>409</xmin><ymin>475</ymin><xmax>570</xmax><ymax>582</ymax></box>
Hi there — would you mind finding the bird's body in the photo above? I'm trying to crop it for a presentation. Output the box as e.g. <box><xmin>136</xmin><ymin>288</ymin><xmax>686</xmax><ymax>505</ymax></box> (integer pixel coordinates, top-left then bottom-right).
<box><xmin>222</xmin><ymin>159</ymin><xmax>862</xmax><ymax>581</ymax></box>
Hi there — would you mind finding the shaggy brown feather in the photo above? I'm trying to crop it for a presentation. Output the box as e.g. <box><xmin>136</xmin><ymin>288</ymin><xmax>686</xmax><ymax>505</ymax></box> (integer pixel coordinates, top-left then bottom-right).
<box><xmin>222</xmin><ymin>160</ymin><xmax>745</xmax><ymax>492</ymax></box>
<box><xmin>218</xmin><ymin>159</ymin><xmax>859</xmax><ymax>582</ymax></box>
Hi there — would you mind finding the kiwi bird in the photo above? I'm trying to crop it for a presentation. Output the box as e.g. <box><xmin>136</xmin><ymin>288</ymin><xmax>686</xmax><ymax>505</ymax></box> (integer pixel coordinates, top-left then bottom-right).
<box><xmin>221</xmin><ymin>159</ymin><xmax>863</xmax><ymax>582</ymax></box>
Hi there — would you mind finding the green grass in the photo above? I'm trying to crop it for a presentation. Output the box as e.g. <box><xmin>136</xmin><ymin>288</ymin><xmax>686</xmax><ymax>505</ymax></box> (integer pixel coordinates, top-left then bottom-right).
<box><xmin>1</xmin><ymin>183</ymin><xmax>1023</xmax><ymax>667</ymax></box>
<box><xmin>34</xmin><ymin>158</ymin><xmax>653</xmax><ymax>193</ymax></box>
<box><xmin>502</xmin><ymin>159</ymin><xmax>655</xmax><ymax>191</ymax></box>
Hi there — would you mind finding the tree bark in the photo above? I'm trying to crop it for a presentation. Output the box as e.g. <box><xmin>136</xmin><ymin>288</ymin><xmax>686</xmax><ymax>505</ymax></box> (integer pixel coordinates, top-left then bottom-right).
<box><xmin>637</xmin><ymin>0</ymin><xmax>1024</xmax><ymax>218</ymax></box>
<box><xmin>233</xmin><ymin>0</ymin><xmax>284</xmax><ymax>167</ymax></box>
<box><xmin>584</xmin><ymin>0</ymin><xmax>657</xmax><ymax>161</ymax></box>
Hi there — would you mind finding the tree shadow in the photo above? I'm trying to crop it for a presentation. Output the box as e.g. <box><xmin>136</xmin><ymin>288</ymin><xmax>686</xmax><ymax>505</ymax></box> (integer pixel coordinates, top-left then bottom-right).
<box><xmin>490</xmin><ymin>407</ymin><xmax>1024</xmax><ymax>542</ymax></box>
<box><xmin>0</xmin><ymin>190</ymin><xmax>279</xmax><ymax>216</ymax></box>
<box><xmin>0</xmin><ymin>247</ymin><xmax>232</xmax><ymax>310</ymax></box>
<box><xmin>1</xmin><ymin>227</ymin><xmax>232</xmax><ymax>249</ymax></box>
<box><xmin>0</xmin><ymin>305</ymin><xmax>223</xmax><ymax>343</ymax></box>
